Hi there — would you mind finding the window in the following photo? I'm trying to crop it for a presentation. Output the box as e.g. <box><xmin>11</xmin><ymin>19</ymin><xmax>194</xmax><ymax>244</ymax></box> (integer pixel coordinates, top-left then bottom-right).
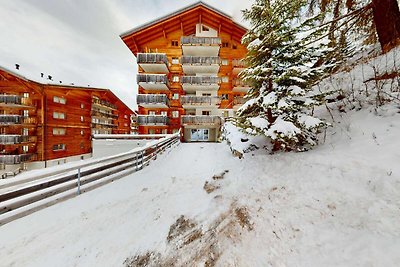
<box><xmin>222</xmin><ymin>76</ymin><xmax>229</xmax><ymax>83</ymax></box>
<box><xmin>23</xmin><ymin>128</ymin><xmax>29</xmax><ymax>136</ymax></box>
<box><xmin>161</xmin><ymin>111</ymin><xmax>168</xmax><ymax>116</ymax></box>
<box><xmin>149</xmin><ymin>129</ymin><xmax>155</xmax><ymax>134</ymax></box>
<box><xmin>53</xmin><ymin>144</ymin><xmax>66</xmax><ymax>151</ymax></box>
<box><xmin>222</xmin><ymin>42</ymin><xmax>229</xmax><ymax>48</ymax></box>
<box><xmin>53</xmin><ymin>128</ymin><xmax>66</xmax><ymax>135</ymax></box>
<box><xmin>23</xmin><ymin>92</ymin><xmax>29</xmax><ymax>98</ymax></box>
<box><xmin>23</xmin><ymin>145</ymin><xmax>29</xmax><ymax>153</ymax></box>
<box><xmin>221</xmin><ymin>59</ymin><xmax>229</xmax><ymax>66</ymax></box>
<box><xmin>221</xmin><ymin>94</ymin><xmax>229</xmax><ymax>100</ymax></box>
<box><xmin>202</xmin><ymin>93</ymin><xmax>211</xmax><ymax>96</ymax></box>
<box><xmin>80</xmin><ymin>116</ymin><xmax>84</xmax><ymax>122</ymax></box>
<box><xmin>202</xmin><ymin>111</ymin><xmax>210</xmax><ymax>115</ymax></box>
<box><xmin>53</xmin><ymin>112</ymin><xmax>65</xmax><ymax>119</ymax></box>
<box><xmin>162</xmin><ymin>129</ymin><xmax>168</xmax><ymax>134</ymax></box>
<box><xmin>81</xmin><ymin>130</ymin><xmax>84</xmax><ymax>136</ymax></box>
<box><xmin>149</xmin><ymin>111</ymin><xmax>156</xmax><ymax>116</ymax></box>
<box><xmin>202</xmin><ymin>25</ymin><xmax>209</xmax><ymax>32</ymax></box>
<box><xmin>172</xmin><ymin>58</ymin><xmax>179</xmax><ymax>65</ymax></box>
<box><xmin>232</xmin><ymin>44</ymin><xmax>238</xmax><ymax>49</ymax></box>
<box><xmin>124</xmin><ymin>115</ymin><xmax>128</xmax><ymax>119</ymax></box>
<box><xmin>172</xmin><ymin>93</ymin><xmax>179</xmax><ymax>100</ymax></box>
<box><xmin>53</xmin><ymin>96</ymin><xmax>66</xmax><ymax>104</ymax></box>
<box><xmin>172</xmin><ymin>129</ymin><xmax>179</xmax><ymax>134</ymax></box>
<box><xmin>171</xmin><ymin>40</ymin><xmax>179</xmax><ymax>46</ymax></box>
<box><xmin>223</xmin><ymin>111</ymin><xmax>229</xmax><ymax>117</ymax></box>
<box><xmin>172</xmin><ymin>76</ymin><xmax>180</xmax><ymax>83</ymax></box>
<box><xmin>172</xmin><ymin>111</ymin><xmax>179</xmax><ymax>118</ymax></box>
<box><xmin>23</xmin><ymin>110</ymin><xmax>29</xmax><ymax>117</ymax></box>
<box><xmin>81</xmin><ymin>103</ymin><xmax>85</xmax><ymax>109</ymax></box>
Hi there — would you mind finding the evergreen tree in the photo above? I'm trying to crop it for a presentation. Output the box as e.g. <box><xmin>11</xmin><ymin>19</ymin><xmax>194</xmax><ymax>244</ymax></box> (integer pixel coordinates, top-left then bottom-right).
<box><xmin>237</xmin><ymin>0</ymin><xmax>337</xmax><ymax>152</ymax></box>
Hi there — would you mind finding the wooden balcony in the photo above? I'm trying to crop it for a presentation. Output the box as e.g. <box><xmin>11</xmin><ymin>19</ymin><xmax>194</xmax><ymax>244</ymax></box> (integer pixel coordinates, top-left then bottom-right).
<box><xmin>181</xmin><ymin>36</ymin><xmax>221</xmax><ymax>56</ymax></box>
<box><xmin>137</xmin><ymin>53</ymin><xmax>169</xmax><ymax>73</ymax></box>
<box><xmin>0</xmin><ymin>135</ymin><xmax>36</xmax><ymax>145</ymax></box>
<box><xmin>137</xmin><ymin>115</ymin><xmax>169</xmax><ymax>126</ymax></box>
<box><xmin>181</xmin><ymin>76</ymin><xmax>221</xmax><ymax>93</ymax></box>
<box><xmin>91</xmin><ymin>121</ymin><xmax>117</xmax><ymax>129</ymax></box>
<box><xmin>0</xmin><ymin>115</ymin><xmax>37</xmax><ymax>126</ymax></box>
<box><xmin>232</xmin><ymin>79</ymin><xmax>251</xmax><ymax>93</ymax></box>
<box><xmin>232</xmin><ymin>59</ymin><xmax>246</xmax><ymax>75</ymax></box>
<box><xmin>137</xmin><ymin>94</ymin><xmax>169</xmax><ymax>109</ymax></box>
<box><xmin>181</xmin><ymin>115</ymin><xmax>221</xmax><ymax>126</ymax></box>
<box><xmin>233</xmin><ymin>97</ymin><xmax>247</xmax><ymax>109</ymax></box>
<box><xmin>0</xmin><ymin>95</ymin><xmax>34</xmax><ymax>108</ymax></box>
<box><xmin>180</xmin><ymin>96</ymin><xmax>221</xmax><ymax>109</ymax></box>
<box><xmin>137</xmin><ymin>74</ymin><xmax>170</xmax><ymax>91</ymax></box>
<box><xmin>92</xmin><ymin>98</ymin><xmax>117</xmax><ymax>110</ymax></box>
<box><xmin>91</xmin><ymin>108</ymin><xmax>119</xmax><ymax>119</ymax></box>
<box><xmin>0</xmin><ymin>153</ymin><xmax>37</xmax><ymax>165</ymax></box>
<box><xmin>181</xmin><ymin>56</ymin><xmax>220</xmax><ymax>74</ymax></box>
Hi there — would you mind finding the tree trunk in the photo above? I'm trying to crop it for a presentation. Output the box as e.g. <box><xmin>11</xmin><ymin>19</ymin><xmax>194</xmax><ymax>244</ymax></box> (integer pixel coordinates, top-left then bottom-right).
<box><xmin>372</xmin><ymin>0</ymin><xmax>400</xmax><ymax>52</ymax></box>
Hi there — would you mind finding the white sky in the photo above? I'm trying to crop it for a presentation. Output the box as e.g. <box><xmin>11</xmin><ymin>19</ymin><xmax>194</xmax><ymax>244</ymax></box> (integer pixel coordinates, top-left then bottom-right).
<box><xmin>0</xmin><ymin>0</ymin><xmax>253</xmax><ymax>111</ymax></box>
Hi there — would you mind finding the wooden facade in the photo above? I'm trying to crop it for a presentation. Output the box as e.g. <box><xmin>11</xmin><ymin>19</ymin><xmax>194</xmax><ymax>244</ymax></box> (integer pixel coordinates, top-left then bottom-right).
<box><xmin>121</xmin><ymin>2</ymin><xmax>249</xmax><ymax>142</ymax></box>
<box><xmin>0</xmin><ymin>67</ymin><xmax>135</xmax><ymax>169</ymax></box>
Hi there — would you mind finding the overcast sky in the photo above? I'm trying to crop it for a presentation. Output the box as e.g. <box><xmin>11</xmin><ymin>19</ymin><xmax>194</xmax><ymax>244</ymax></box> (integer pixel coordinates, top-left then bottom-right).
<box><xmin>0</xmin><ymin>0</ymin><xmax>253</xmax><ymax>111</ymax></box>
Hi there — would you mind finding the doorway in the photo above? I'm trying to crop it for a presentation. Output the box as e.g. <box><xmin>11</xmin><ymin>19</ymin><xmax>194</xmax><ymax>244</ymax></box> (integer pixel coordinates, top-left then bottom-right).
<box><xmin>190</xmin><ymin>129</ymin><xmax>209</xmax><ymax>142</ymax></box>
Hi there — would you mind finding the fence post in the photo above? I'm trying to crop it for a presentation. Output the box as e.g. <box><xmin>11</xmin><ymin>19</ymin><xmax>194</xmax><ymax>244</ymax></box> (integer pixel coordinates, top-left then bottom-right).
<box><xmin>77</xmin><ymin>168</ymin><xmax>81</xmax><ymax>195</ymax></box>
<box><xmin>135</xmin><ymin>153</ymin><xmax>139</xmax><ymax>171</ymax></box>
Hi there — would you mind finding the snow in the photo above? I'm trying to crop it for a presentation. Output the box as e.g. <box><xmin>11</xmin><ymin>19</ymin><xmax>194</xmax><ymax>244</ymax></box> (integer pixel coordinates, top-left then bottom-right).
<box><xmin>265</xmin><ymin>116</ymin><xmax>301</xmax><ymax>139</ymax></box>
<box><xmin>0</xmin><ymin>106</ymin><xmax>399</xmax><ymax>266</ymax></box>
<box><xmin>297</xmin><ymin>113</ymin><xmax>324</xmax><ymax>129</ymax></box>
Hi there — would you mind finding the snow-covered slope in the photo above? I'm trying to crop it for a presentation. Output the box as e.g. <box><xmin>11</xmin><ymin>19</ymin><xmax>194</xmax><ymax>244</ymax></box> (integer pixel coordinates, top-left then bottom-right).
<box><xmin>0</xmin><ymin>103</ymin><xmax>399</xmax><ymax>266</ymax></box>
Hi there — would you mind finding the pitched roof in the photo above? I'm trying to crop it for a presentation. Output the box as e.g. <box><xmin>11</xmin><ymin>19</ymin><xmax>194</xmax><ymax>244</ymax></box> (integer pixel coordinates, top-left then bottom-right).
<box><xmin>120</xmin><ymin>1</ymin><xmax>247</xmax><ymax>38</ymax></box>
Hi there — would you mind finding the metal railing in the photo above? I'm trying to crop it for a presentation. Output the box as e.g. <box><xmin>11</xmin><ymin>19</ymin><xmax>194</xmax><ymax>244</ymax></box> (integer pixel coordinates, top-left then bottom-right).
<box><xmin>0</xmin><ymin>133</ymin><xmax>180</xmax><ymax>225</ymax></box>
<box><xmin>137</xmin><ymin>94</ymin><xmax>169</xmax><ymax>106</ymax></box>
<box><xmin>91</xmin><ymin>122</ymin><xmax>117</xmax><ymax>128</ymax></box>
<box><xmin>233</xmin><ymin>97</ymin><xmax>246</xmax><ymax>105</ymax></box>
<box><xmin>181</xmin><ymin>36</ymin><xmax>221</xmax><ymax>45</ymax></box>
<box><xmin>181</xmin><ymin>115</ymin><xmax>221</xmax><ymax>125</ymax></box>
<box><xmin>137</xmin><ymin>74</ymin><xmax>170</xmax><ymax>86</ymax></box>
<box><xmin>0</xmin><ymin>135</ymin><xmax>36</xmax><ymax>144</ymax></box>
<box><xmin>181</xmin><ymin>56</ymin><xmax>220</xmax><ymax>65</ymax></box>
<box><xmin>233</xmin><ymin>79</ymin><xmax>251</xmax><ymax>87</ymax></box>
<box><xmin>232</xmin><ymin>59</ymin><xmax>246</xmax><ymax>68</ymax></box>
<box><xmin>137</xmin><ymin>115</ymin><xmax>169</xmax><ymax>125</ymax></box>
<box><xmin>0</xmin><ymin>115</ymin><xmax>36</xmax><ymax>125</ymax></box>
<box><xmin>180</xmin><ymin>96</ymin><xmax>221</xmax><ymax>106</ymax></box>
<box><xmin>181</xmin><ymin>76</ymin><xmax>221</xmax><ymax>85</ymax></box>
<box><xmin>0</xmin><ymin>153</ymin><xmax>36</xmax><ymax>165</ymax></box>
<box><xmin>0</xmin><ymin>95</ymin><xmax>32</xmax><ymax>106</ymax></box>
<box><xmin>137</xmin><ymin>53</ymin><xmax>168</xmax><ymax>65</ymax></box>
<box><xmin>92</xmin><ymin>98</ymin><xmax>117</xmax><ymax>110</ymax></box>
<box><xmin>91</xmin><ymin>109</ymin><xmax>118</xmax><ymax>119</ymax></box>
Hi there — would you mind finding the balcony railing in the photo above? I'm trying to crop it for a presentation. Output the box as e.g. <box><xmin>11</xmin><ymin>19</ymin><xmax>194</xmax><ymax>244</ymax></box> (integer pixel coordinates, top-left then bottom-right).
<box><xmin>180</xmin><ymin>96</ymin><xmax>221</xmax><ymax>106</ymax></box>
<box><xmin>232</xmin><ymin>59</ymin><xmax>246</xmax><ymax>68</ymax></box>
<box><xmin>181</xmin><ymin>36</ymin><xmax>221</xmax><ymax>46</ymax></box>
<box><xmin>181</xmin><ymin>115</ymin><xmax>221</xmax><ymax>125</ymax></box>
<box><xmin>92</xmin><ymin>98</ymin><xmax>117</xmax><ymax>110</ymax></box>
<box><xmin>0</xmin><ymin>153</ymin><xmax>36</xmax><ymax>165</ymax></box>
<box><xmin>91</xmin><ymin>122</ymin><xmax>117</xmax><ymax>128</ymax></box>
<box><xmin>0</xmin><ymin>95</ymin><xmax>33</xmax><ymax>106</ymax></box>
<box><xmin>137</xmin><ymin>74</ymin><xmax>170</xmax><ymax>86</ymax></box>
<box><xmin>137</xmin><ymin>94</ymin><xmax>169</xmax><ymax>107</ymax></box>
<box><xmin>91</xmin><ymin>108</ymin><xmax>118</xmax><ymax>119</ymax></box>
<box><xmin>137</xmin><ymin>53</ymin><xmax>168</xmax><ymax>65</ymax></box>
<box><xmin>233</xmin><ymin>97</ymin><xmax>247</xmax><ymax>106</ymax></box>
<box><xmin>0</xmin><ymin>115</ymin><xmax>36</xmax><ymax>125</ymax></box>
<box><xmin>181</xmin><ymin>76</ymin><xmax>221</xmax><ymax>85</ymax></box>
<box><xmin>0</xmin><ymin>135</ymin><xmax>36</xmax><ymax>144</ymax></box>
<box><xmin>137</xmin><ymin>115</ymin><xmax>169</xmax><ymax>126</ymax></box>
<box><xmin>181</xmin><ymin>56</ymin><xmax>220</xmax><ymax>65</ymax></box>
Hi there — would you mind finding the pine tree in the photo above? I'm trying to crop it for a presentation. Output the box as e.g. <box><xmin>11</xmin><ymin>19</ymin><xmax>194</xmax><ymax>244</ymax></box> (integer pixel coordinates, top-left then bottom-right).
<box><xmin>236</xmin><ymin>0</ymin><xmax>337</xmax><ymax>152</ymax></box>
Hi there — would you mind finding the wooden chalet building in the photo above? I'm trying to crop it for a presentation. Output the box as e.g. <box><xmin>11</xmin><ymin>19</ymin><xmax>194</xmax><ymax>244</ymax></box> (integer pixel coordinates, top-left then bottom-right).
<box><xmin>0</xmin><ymin>66</ymin><xmax>136</xmax><ymax>176</ymax></box>
<box><xmin>120</xmin><ymin>1</ymin><xmax>249</xmax><ymax>142</ymax></box>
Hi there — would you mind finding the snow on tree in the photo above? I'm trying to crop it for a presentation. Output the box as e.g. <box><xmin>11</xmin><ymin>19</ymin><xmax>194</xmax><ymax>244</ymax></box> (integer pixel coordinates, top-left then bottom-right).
<box><xmin>236</xmin><ymin>0</ymin><xmax>340</xmax><ymax>152</ymax></box>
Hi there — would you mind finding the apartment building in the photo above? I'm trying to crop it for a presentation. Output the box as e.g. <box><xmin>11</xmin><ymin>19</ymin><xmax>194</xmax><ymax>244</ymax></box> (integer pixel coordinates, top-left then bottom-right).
<box><xmin>120</xmin><ymin>1</ymin><xmax>249</xmax><ymax>142</ymax></box>
<box><xmin>0</xmin><ymin>66</ymin><xmax>135</xmax><ymax>175</ymax></box>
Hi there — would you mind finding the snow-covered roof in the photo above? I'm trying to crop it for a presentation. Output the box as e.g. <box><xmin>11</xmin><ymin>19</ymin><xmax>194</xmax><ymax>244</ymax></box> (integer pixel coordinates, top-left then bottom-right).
<box><xmin>120</xmin><ymin>1</ymin><xmax>247</xmax><ymax>38</ymax></box>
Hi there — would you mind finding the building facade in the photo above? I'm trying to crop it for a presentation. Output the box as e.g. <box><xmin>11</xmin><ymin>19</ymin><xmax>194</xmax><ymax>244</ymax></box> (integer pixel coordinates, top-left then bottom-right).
<box><xmin>0</xmin><ymin>67</ymin><xmax>135</xmax><ymax>175</ymax></box>
<box><xmin>120</xmin><ymin>2</ymin><xmax>249</xmax><ymax>142</ymax></box>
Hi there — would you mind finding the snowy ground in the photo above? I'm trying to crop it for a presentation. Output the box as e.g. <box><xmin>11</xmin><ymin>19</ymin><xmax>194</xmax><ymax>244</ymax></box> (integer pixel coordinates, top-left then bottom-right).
<box><xmin>0</xmin><ymin>105</ymin><xmax>399</xmax><ymax>266</ymax></box>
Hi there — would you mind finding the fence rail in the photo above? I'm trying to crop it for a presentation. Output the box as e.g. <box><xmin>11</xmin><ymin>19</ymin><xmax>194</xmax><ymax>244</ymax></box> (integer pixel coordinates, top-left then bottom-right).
<box><xmin>0</xmin><ymin>133</ymin><xmax>180</xmax><ymax>226</ymax></box>
<box><xmin>181</xmin><ymin>56</ymin><xmax>220</xmax><ymax>65</ymax></box>
<box><xmin>181</xmin><ymin>36</ymin><xmax>221</xmax><ymax>45</ymax></box>
<box><xmin>137</xmin><ymin>53</ymin><xmax>168</xmax><ymax>65</ymax></box>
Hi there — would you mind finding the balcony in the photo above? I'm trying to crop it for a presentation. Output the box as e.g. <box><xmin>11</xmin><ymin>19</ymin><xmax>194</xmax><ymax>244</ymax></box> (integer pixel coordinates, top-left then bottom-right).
<box><xmin>137</xmin><ymin>115</ymin><xmax>169</xmax><ymax>126</ymax></box>
<box><xmin>0</xmin><ymin>94</ymin><xmax>34</xmax><ymax>108</ymax></box>
<box><xmin>181</xmin><ymin>56</ymin><xmax>220</xmax><ymax>74</ymax></box>
<box><xmin>233</xmin><ymin>97</ymin><xmax>247</xmax><ymax>109</ymax></box>
<box><xmin>91</xmin><ymin>108</ymin><xmax>119</xmax><ymax>119</ymax></box>
<box><xmin>92</xmin><ymin>98</ymin><xmax>117</xmax><ymax>110</ymax></box>
<box><xmin>181</xmin><ymin>36</ymin><xmax>221</xmax><ymax>56</ymax></box>
<box><xmin>137</xmin><ymin>94</ymin><xmax>169</xmax><ymax>109</ymax></box>
<box><xmin>180</xmin><ymin>96</ymin><xmax>221</xmax><ymax>109</ymax></box>
<box><xmin>232</xmin><ymin>59</ymin><xmax>246</xmax><ymax>75</ymax></box>
<box><xmin>0</xmin><ymin>115</ymin><xmax>36</xmax><ymax>125</ymax></box>
<box><xmin>0</xmin><ymin>135</ymin><xmax>36</xmax><ymax>145</ymax></box>
<box><xmin>0</xmin><ymin>153</ymin><xmax>36</xmax><ymax>165</ymax></box>
<box><xmin>137</xmin><ymin>74</ymin><xmax>170</xmax><ymax>91</ymax></box>
<box><xmin>181</xmin><ymin>115</ymin><xmax>221</xmax><ymax>126</ymax></box>
<box><xmin>232</xmin><ymin>79</ymin><xmax>251</xmax><ymax>93</ymax></box>
<box><xmin>181</xmin><ymin>76</ymin><xmax>221</xmax><ymax>93</ymax></box>
<box><xmin>137</xmin><ymin>53</ymin><xmax>169</xmax><ymax>73</ymax></box>
<box><xmin>91</xmin><ymin>121</ymin><xmax>117</xmax><ymax>129</ymax></box>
